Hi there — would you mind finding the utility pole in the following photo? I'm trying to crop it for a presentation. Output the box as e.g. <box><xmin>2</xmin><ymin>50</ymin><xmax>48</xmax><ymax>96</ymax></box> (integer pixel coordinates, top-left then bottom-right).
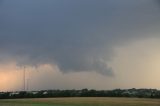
<box><xmin>23</xmin><ymin>66</ymin><xmax>26</xmax><ymax>91</ymax></box>
<box><xmin>26</xmin><ymin>78</ymin><xmax>29</xmax><ymax>91</ymax></box>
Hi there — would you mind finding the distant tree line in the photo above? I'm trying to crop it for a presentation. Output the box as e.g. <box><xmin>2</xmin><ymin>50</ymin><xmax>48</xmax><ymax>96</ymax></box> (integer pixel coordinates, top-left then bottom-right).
<box><xmin>1</xmin><ymin>88</ymin><xmax>160</xmax><ymax>99</ymax></box>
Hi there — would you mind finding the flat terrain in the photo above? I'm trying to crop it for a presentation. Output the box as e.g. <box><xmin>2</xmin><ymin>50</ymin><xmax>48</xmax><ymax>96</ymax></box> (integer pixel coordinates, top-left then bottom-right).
<box><xmin>0</xmin><ymin>97</ymin><xmax>160</xmax><ymax>106</ymax></box>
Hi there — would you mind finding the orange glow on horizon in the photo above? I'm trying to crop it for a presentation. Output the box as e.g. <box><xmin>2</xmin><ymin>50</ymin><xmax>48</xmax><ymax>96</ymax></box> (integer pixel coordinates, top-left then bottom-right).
<box><xmin>0</xmin><ymin>62</ymin><xmax>22</xmax><ymax>91</ymax></box>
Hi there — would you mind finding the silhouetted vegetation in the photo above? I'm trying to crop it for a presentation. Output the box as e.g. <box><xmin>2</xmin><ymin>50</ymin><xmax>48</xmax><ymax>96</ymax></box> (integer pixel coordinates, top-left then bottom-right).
<box><xmin>1</xmin><ymin>88</ymin><xmax>160</xmax><ymax>99</ymax></box>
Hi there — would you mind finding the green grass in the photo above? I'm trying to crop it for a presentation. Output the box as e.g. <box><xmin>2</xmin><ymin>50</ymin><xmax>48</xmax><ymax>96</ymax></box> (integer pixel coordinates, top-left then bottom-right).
<box><xmin>0</xmin><ymin>97</ymin><xmax>160</xmax><ymax>106</ymax></box>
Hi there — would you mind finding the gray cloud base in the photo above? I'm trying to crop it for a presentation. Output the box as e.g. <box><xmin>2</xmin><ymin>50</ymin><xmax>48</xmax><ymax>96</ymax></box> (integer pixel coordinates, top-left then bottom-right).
<box><xmin>0</xmin><ymin>0</ymin><xmax>160</xmax><ymax>76</ymax></box>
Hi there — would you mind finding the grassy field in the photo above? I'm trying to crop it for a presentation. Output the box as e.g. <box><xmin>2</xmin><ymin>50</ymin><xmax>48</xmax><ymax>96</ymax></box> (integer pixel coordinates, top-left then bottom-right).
<box><xmin>0</xmin><ymin>97</ymin><xmax>160</xmax><ymax>106</ymax></box>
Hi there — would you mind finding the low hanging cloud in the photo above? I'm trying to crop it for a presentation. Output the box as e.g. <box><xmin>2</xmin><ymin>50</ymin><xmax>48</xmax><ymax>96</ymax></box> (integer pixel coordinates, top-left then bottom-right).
<box><xmin>0</xmin><ymin>0</ymin><xmax>160</xmax><ymax>76</ymax></box>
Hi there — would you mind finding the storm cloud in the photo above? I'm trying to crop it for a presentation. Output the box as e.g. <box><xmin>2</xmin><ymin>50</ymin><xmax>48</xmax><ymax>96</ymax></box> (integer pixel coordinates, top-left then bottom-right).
<box><xmin>0</xmin><ymin>0</ymin><xmax>160</xmax><ymax>76</ymax></box>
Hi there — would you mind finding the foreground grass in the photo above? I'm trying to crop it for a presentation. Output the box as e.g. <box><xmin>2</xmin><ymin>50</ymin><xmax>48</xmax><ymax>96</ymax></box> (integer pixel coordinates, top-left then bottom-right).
<box><xmin>0</xmin><ymin>97</ymin><xmax>160</xmax><ymax>106</ymax></box>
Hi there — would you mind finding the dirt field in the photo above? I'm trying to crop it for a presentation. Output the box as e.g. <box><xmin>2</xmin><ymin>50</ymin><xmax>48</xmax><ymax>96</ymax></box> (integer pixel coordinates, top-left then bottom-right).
<box><xmin>0</xmin><ymin>97</ymin><xmax>160</xmax><ymax>106</ymax></box>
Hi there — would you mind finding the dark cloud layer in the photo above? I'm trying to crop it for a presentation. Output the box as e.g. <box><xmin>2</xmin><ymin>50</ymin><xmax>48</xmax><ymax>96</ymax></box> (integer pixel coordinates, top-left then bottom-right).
<box><xmin>0</xmin><ymin>0</ymin><xmax>160</xmax><ymax>76</ymax></box>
